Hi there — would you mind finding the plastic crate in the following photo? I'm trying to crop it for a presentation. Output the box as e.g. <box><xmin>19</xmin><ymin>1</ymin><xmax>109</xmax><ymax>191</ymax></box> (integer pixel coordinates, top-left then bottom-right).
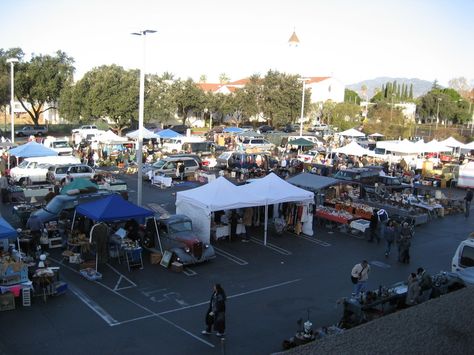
<box><xmin>80</xmin><ymin>268</ymin><xmax>102</xmax><ymax>281</ymax></box>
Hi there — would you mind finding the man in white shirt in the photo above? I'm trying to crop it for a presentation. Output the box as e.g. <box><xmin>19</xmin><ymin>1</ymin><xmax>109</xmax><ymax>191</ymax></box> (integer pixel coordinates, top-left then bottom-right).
<box><xmin>351</xmin><ymin>260</ymin><xmax>370</xmax><ymax>296</ymax></box>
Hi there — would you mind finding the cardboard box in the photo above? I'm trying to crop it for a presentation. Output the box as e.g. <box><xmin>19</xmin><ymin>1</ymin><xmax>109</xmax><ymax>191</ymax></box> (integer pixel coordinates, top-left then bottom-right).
<box><xmin>170</xmin><ymin>261</ymin><xmax>183</xmax><ymax>273</ymax></box>
<box><xmin>0</xmin><ymin>292</ymin><xmax>15</xmax><ymax>311</ymax></box>
<box><xmin>150</xmin><ymin>252</ymin><xmax>162</xmax><ymax>264</ymax></box>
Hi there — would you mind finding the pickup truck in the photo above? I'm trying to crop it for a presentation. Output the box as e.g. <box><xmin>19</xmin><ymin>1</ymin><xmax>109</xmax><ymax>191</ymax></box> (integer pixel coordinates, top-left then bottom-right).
<box><xmin>15</xmin><ymin>125</ymin><xmax>48</xmax><ymax>137</ymax></box>
<box><xmin>142</xmin><ymin>214</ymin><xmax>215</xmax><ymax>265</ymax></box>
<box><xmin>71</xmin><ymin>125</ymin><xmax>98</xmax><ymax>135</ymax></box>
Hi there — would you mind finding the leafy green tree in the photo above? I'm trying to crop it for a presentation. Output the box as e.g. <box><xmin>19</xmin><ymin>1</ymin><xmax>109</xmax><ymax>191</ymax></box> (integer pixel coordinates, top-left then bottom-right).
<box><xmin>218</xmin><ymin>73</ymin><xmax>230</xmax><ymax>84</ymax></box>
<box><xmin>409</xmin><ymin>84</ymin><xmax>413</xmax><ymax>99</ymax></box>
<box><xmin>234</xmin><ymin>74</ymin><xmax>262</xmax><ymax>122</ymax></box>
<box><xmin>364</xmin><ymin>102</ymin><xmax>407</xmax><ymax>138</ymax></box>
<box><xmin>59</xmin><ymin>65</ymin><xmax>138</xmax><ymax>134</ymax></box>
<box><xmin>14</xmin><ymin>50</ymin><xmax>75</xmax><ymax>126</ymax></box>
<box><xmin>145</xmin><ymin>74</ymin><xmax>177</xmax><ymax>126</ymax></box>
<box><xmin>331</xmin><ymin>102</ymin><xmax>361</xmax><ymax>131</ymax></box>
<box><xmin>171</xmin><ymin>78</ymin><xmax>206</xmax><ymax>124</ymax></box>
<box><xmin>344</xmin><ymin>89</ymin><xmax>360</xmax><ymax>104</ymax></box>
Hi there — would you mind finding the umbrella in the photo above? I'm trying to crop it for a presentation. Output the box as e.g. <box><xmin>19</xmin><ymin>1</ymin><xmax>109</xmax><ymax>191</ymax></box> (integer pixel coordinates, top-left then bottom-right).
<box><xmin>223</xmin><ymin>127</ymin><xmax>244</xmax><ymax>133</ymax></box>
<box><xmin>288</xmin><ymin>138</ymin><xmax>314</xmax><ymax>147</ymax></box>
<box><xmin>60</xmin><ymin>178</ymin><xmax>99</xmax><ymax>195</ymax></box>
<box><xmin>8</xmin><ymin>141</ymin><xmax>58</xmax><ymax>158</ymax></box>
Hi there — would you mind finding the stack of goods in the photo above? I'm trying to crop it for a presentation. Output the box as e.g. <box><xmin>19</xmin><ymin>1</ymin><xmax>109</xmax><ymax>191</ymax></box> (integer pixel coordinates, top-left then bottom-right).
<box><xmin>352</xmin><ymin>202</ymin><xmax>373</xmax><ymax>220</ymax></box>
<box><xmin>316</xmin><ymin>206</ymin><xmax>354</xmax><ymax>224</ymax></box>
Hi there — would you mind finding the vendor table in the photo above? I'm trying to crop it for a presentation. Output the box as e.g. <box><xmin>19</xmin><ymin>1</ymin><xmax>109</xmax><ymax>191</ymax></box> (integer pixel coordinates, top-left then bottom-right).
<box><xmin>316</xmin><ymin>210</ymin><xmax>352</xmax><ymax>224</ymax></box>
<box><xmin>7</xmin><ymin>186</ymin><xmax>25</xmax><ymax>203</ymax></box>
<box><xmin>350</xmin><ymin>219</ymin><xmax>371</xmax><ymax>233</ymax></box>
<box><xmin>99</xmin><ymin>179</ymin><xmax>128</xmax><ymax>192</ymax></box>
<box><xmin>152</xmin><ymin>175</ymin><xmax>172</xmax><ymax>188</ymax></box>
<box><xmin>212</xmin><ymin>223</ymin><xmax>246</xmax><ymax>241</ymax></box>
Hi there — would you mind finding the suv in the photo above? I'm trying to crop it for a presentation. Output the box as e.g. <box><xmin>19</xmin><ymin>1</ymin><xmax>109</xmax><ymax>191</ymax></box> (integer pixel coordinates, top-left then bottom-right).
<box><xmin>371</xmin><ymin>176</ymin><xmax>411</xmax><ymax>192</ymax></box>
<box><xmin>15</xmin><ymin>125</ymin><xmax>48</xmax><ymax>137</ymax></box>
<box><xmin>241</xmin><ymin>138</ymin><xmax>275</xmax><ymax>151</ymax></box>
<box><xmin>28</xmin><ymin>190</ymin><xmax>116</xmax><ymax>223</ymax></box>
<box><xmin>47</xmin><ymin>164</ymin><xmax>95</xmax><ymax>184</ymax></box>
<box><xmin>333</xmin><ymin>167</ymin><xmax>381</xmax><ymax>185</ymax></box>
<box><xmin>146</xmin><ymin>156</ymin><xmax>200</xmax><ymax>179</ymax></box>
<box><xmin>143</xmin><ymin>214</ymin><xmax>215</xmax><ymax>265</ymax></box>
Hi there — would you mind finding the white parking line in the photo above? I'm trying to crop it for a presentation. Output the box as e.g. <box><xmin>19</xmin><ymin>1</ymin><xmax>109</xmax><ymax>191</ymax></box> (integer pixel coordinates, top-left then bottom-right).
<box><xmin>68</xmin><ymin>282</ymin><xmax>119</xmax><ymax>326</ymax></box>
<box><xmin>183</xmin><ymin>267</ymin><xmax>198</xmax><ymax>276</ymax></box>
<box><xmin>250</xmin><ymin>237</ymin><xmax>292</xmax><ymax>255</ymax></box>
<box><xmin>213</xmin><ymin>247</ymin><xmax>249</xmax><ymax>265</ymax></box>
<box><xmin>297</xmin><ymin>234</ymin><xmax>331</xmax><ymax>247</ymax></box>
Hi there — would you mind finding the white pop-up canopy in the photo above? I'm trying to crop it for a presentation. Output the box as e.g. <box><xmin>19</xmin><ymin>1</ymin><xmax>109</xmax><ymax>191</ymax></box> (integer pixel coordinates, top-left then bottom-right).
<box><xmin>176</xmin><ymin>174</ymin><xmax>314</xmax><ymax>245</ymax></box>
<box><xmin>126</xmin><ymin>128</ymin><xmax>160</xmax><ymax>140</ymax></box>
<box><xmin>440</xmin><ymin>137</ymin><xmax>464</xmax><ymax>148</ymax></box>
<box><xmin>338</xmin><ymin>128</ymin><xmax>365</xmax><ymax>137</ymax></box>
<box><xmin>98</xmin><ymin>130</ymin><xmax>128</xmax><ymax>144</ymax></box>
<box><xmin>333</xmin><ymin>141</ymin><xmax>370</xmax><ymax>156</ymax></box>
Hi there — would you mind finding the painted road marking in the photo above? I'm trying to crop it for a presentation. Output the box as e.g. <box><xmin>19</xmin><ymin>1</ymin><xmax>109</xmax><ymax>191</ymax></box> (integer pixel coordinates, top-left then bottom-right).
<box><xmin>213</xmin><ymin>247</ymin><xmax>249</xmax><ymax>265</ymax></box>
<box><xmin>68</xmin><ymin>282</ymin><xmax>119</xmax><ymax>326</ymax></box>
<box><xmin>250</xmin><ymin>237</ymin><xmax>292</xmax><ymax>255</ymax></box>
<box><xmin>297</xmin><ymin>234</ymin><xmax>331</xmax><ymax>247</ymax></box>
<box><xmin>106</xmin><ymin>263</ymin><xmax>137</xmax><ymax>291</ymax></box>
<box><xmin>49</xmin><ymin>256</ymin><xmax>214</xmax><ymax>348</ymax></box>
<box><xmin>370</xmin><ymin>260</ymin><xmax>391</xmax><ymax>268</ymax></box>
<box><xmin>183</xmin><ymin>267</ymin><xmax>198</xmax><ymax>276</ymax></box>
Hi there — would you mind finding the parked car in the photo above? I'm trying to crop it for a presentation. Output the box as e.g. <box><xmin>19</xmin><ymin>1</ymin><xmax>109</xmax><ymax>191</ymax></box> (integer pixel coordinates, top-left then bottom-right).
<box><xmin>333</xmin><ymin>167</ymin><xmax>381</xmax><ymax>185</ymax></box>
<box><xmin>241</xmin><ymin>138</ymin><xmax>275</xmax><ymax>151</ymax></box>
<box><xmin>10</xmin><ymin>156</ymin><xmax>81</xmax><ymax>184</ymax></box>
<box><xmin>47</xmin><ymin>164</ymin><xmax>96</xmax><ymax>184</ymax></box>
<box><xmin>15</xmin><ymin>125</ymin><xmax>48</xmax><ymax>137</ymax></box>
<box><xmin>257</xmin><ymin>125</ymin><xmax>274</xmax><ymax>134</ymax></box>
<box><xmin>308</xmin><ymin>123</ymin><xmax>329</xmax><ymax>132</ymax></box>
<box><xmin>28</xmin><ymin>190</ymin><xmax>116</xmax><ymax>223</ymax></box>
<box><xmin>167</xmin><ymin>124</ymin><xmax>188</xmax><ymax>135</ymax></box>
<box><xmin>145</xmin><ymin>156</ymin><xmax>200</xmax><ymax>179</ymax></box>
<box><xmin>281</xmin><ymin>124</ymin><xmax>299</xmax><ymax>133</ymax></box>
<box><xmin>43</xmin><ymin>137</ymin><xmax>73</xmax><ymax>156</ymax></box>
<box><xmin>143</xmin><ymin>214</ymin><xmax>215</xmax><ymax>265</ymax></box>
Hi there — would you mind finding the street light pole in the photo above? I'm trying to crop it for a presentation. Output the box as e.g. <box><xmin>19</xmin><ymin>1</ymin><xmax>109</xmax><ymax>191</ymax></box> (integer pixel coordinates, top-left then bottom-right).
<box><xmin>132</xmin><ymin>29</ymin><xmax>156</xmax><ymax>206</ymax></box>
<box><xmin>436</xmin><ymin>97</ymin><xmax>441</xmax><ymax>130</ymax></box>
<box><xmin>298</xmin><ymin>78</ymin><xmax>309</xmax><ymax>137</ymax></box>
<box><xmin>7</xmin><ymin>58</ymin><xmax>19</xmax><ymax>144</ymax></box>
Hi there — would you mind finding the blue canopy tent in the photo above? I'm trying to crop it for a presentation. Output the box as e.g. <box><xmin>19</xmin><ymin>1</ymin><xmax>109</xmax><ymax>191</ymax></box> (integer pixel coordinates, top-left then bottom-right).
<box><xmin>223</xmin><ymin>127</ymin><xmax>244</xmax><ymax>134</ymax></box>
<box><xmin>8</xmin><ymin>141</ymin><xmax>58</xmax><ymax>158</ymax></box>
<box><xmin>0</xmin><ymin>217</ymin><xmax>19</xmax><ymax>254</ymax></box>
<box><xmin>155</xmin><ymin>129</ymin><xmax>182</xmax><ymax>139</ymax></box>
<box><xmin>72</xmin><ymin>194</ymin><xmax>162</xmax><ymax>252</ymax></box>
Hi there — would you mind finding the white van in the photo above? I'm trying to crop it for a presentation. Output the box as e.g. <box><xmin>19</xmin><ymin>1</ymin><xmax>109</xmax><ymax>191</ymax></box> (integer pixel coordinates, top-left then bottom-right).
<box><xmin>43</xmin><ymin>136</ymin><xmax>73</xmax><ymax>156</ymax></box>
<box><xmin>452</xmin><ymin>237</ymin><xmax>474</xmax><ymax>272</ymax></box>
<box><xmin>161</xmin><ymin>136</ymin><xmax>205</xmax><ymax>153</ymax></box>
<box><xmin>10</xmin><ymin>156</ymin><xmax>80</xmax><ymax>184</ymax></box>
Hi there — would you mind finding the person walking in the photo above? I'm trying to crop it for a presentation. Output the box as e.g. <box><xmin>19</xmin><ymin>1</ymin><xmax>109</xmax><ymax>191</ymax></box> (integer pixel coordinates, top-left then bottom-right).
<box><xmin>368</xmin><ymin>210</ymin><xmax>379</xmax><ymax>243</ymax></box>
<box><xmin>377</xmin><ymin>209</ymin><xmax>389</xmax><ymax>243</ymax></box>
<box><xmin>384</xmin><ymin>220</ymin><xmax>397</xmax><ymax>258</ymax></box>
<box><xmin>351</xmin><ymin>260</ymin><xmax>370</xmax><ymax>297</ymax></box>
<box><xmin>406</xmin><ymin>272</ymin><xmax>420</xmax><ymax>306</ymax></box>
<box><xmin>0</xmin><ymin>172</ymin><xmax>9</xmax><ymax>203</ymax></box>
<box><xmin>464</xmin><ymin>188</ymin><xmax>473</xmax><ymax>218</ymax></box>
<box><xmin>202</xmin><ymin>284</ymin><xmax>227</xmax><ymax>337</ymax></box>
<box><xmin>178</xmin><ymin>161</ymin><xmax>185</xmax><ymax>181</ymax></box>
<box><xmin>398</xmin><ymin>222</ymin><xmax>413</xmax><ymax>264</ymax></box>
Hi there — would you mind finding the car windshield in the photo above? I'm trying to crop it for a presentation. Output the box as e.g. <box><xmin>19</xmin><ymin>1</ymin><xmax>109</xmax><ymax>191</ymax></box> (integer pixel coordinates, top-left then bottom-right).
<box><xmin>44</xmin><ymin>197</ymin><xmax>67</xmax><ymax>214</ymax></box>
<box><xmin>152</xmin><ymin>160</ymin><xmax>166</xmax><ymax>169</ymax></box>
<box><xmin>52</xmin><ymin>141</ymin><xmax>69</xmax><ymax>148</ymax></box>
<box><xmin>17</xmin><ymin>160</ymin><xmax>29</xmax><ymax>168</ymax></box>
<box><xmin>168</xmin><ymin>221</ymin><xmax>192</xmax><ymax>234</ymax></box>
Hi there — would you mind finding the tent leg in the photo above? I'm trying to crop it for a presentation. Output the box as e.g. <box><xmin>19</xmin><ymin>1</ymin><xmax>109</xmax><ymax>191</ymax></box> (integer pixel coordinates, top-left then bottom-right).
<box><xmin>153</xmin><ymin>218</ymin><xmax>163</xmax><ymax>254</ymax></box>
<box><xmin>71</xmin><ymin>211</ymin><xmax>77</xmax><ymax>232</ymax></box>
<box><xmin>264</xmin><ymin>204</ymin><xmax>268</xmax><ymax>246</ymax></box>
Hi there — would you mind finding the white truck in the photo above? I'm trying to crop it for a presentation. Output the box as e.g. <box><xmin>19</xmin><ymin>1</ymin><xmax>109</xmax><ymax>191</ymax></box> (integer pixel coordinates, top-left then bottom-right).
<box><xmin>10</xmin><ymin>156</ymin><xmax>80</xmax><ymax>184</ymax></box>
<box><xmin>452</xmin><ymin>236</ymin><xmax>474</xmax><ymax>285</ymax></box>
<box><xmin>43</xmin><ymin>136</ymin><xmax>73</xmax><ymax>156</ymax></box>
<box><xmin>71</xmin><ymin>125</ymin><xmax>104</xmax><ymax>145</ymax></box>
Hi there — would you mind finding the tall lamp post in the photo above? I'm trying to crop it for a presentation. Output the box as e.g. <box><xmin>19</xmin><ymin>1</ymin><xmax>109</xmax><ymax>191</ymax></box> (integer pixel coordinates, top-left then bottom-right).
<box><xmin>6</xmin><ymin>58</ymin><xmax>19</xmax><ymax>144</ymax></box>
<box><xmin>131</xmin><ymin>29</ymin><xmax>156</xmax><ymax>206</ymax></box>
<box><xmin>435</xmin><ymin>97</ymin><xmax>441</xmax><ymax>130</ymax></box>
<box><xmin>298</xmin><ymin>78</ymin><xmax>309</xmax><ymax>137</ymax></box>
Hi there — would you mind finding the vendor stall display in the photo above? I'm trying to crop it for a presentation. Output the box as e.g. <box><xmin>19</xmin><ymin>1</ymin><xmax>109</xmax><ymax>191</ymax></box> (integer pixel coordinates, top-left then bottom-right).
<box><xmin>316</xmin><ymin>206</ymin><xmax>355</xmax><ymax>225</ymax></box>
<box><xmin>12</xmin><ymin>204</ymin><xmax>40</xmax><ymax>227</ymax></box>
<box><xmin>7</xmin><ymin>186</ymin><xmax>25</xmax><ymax>203</ymax></box>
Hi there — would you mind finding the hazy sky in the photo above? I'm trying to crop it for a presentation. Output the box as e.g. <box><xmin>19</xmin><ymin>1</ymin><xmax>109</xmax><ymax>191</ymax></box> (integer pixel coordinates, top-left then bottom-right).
<box><xmin>1</xmin><ymin>0</ymin><xmax>473</xmax><ymax>86</ymax></box>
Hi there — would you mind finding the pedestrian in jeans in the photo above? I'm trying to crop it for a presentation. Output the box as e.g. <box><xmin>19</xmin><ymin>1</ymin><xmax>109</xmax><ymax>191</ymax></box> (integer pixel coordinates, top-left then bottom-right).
<box><xmin>464</xmin><ymin>188</ymin><xmax>473</xmax><ymax>218</ymax></box>
<box><xmin>351</xmin><ymin>260</ymin><xmax>370</xmax><ymax>296</ymax></box>
<box><xmin>202</xmin><ymin>284</ymin><xmax>227</xmax><ymax>337</ymax></box>
<box><xmin>384</xmin><ymin>220</ymin><xmax>397</xmax><ymax>257</ymax></box>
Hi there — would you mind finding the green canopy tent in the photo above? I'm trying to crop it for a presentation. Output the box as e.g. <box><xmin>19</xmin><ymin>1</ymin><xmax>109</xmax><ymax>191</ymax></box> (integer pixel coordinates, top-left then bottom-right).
<box><xmin>288</xmin><ymin>138</ymin><xmax>314</xmax><ymax>147</ymax></box>
<box><xmin>60</xmin><ymin>178</ymin><xmax>98</xmax><ymax>195</ymax></box>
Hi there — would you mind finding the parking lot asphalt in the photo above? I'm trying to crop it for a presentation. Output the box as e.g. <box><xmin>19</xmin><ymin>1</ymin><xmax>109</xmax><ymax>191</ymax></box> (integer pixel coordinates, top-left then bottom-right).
<box><xmin>1</xmin><ymin>172</ymin><xmax>472</xmax><ymax>355</ymax></box>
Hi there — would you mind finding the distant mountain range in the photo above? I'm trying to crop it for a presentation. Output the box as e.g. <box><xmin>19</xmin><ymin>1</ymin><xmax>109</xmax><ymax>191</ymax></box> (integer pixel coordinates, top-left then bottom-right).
<box><xmin>347</xmin><ymin>77</ymin><xmax>435</xmax><ymax>99</ymax></box>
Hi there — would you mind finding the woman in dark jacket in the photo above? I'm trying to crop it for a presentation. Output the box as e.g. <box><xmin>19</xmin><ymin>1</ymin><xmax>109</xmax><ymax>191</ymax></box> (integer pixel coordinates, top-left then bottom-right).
<box><xmin>202</xmin><ymin>284</ymin><xmax>227</xmax><ymax>337</ymax></box>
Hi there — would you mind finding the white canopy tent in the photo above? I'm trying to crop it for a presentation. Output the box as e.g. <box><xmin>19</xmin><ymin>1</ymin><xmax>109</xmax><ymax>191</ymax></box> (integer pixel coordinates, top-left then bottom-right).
<box><xmin>333</xmin><ymin>141</ymin><xmax>370</xmax><ymax>156</ymax></box>
<box><xmin>461</xmin><ymin>141</ymin><xmax>474</xmax><ymax>152</ymax></box>
<box><xmin>338</xmin><ymin>128</ymin><xmax>365</xmax><ymax>137</ymax></box>
<box><xmin>368</xmin><ymin>133</ymin><xmax>384</xmax><ymax>137</ymax></box>
<box><xmin>440</xmin><ymin>137</ymin><xmax>464</xmax><ymax>148</ymax></box>
<box><xmin>176</xmin><ymin>174</ymin><xmax>314</xmax><ymax>245</ymax></box>
<box><xmin>97</xmin><ymin>130</ymin><xmax>128</xmax><ymax>144</ymax></box>
<box><xmin>126</xmin><ymin>128</ymin><xmax>160</xmax><ymax>140</ymax></box>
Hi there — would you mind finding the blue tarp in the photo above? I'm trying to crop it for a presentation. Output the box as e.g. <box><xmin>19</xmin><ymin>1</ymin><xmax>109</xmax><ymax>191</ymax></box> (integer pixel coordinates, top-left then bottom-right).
<box><xmin>0</xmin><ymin>217</ymin><xmax>17</xmax><ymax>239</ymax></box>
<box><xmin>223</xmin><ymin>127</ymin><xmax>244</xmax><ymax>133</ymax></box>
<box><xmin>8</xmin><ymin>141</ymin><xmax>58</xmax><ymax>158</ymax></box>
<box><xmin>75</xmin><ymin>194</ymin><xmax>153</xmax><ymax>222</ymax></box>
<box><xmin>155</xmin><ymin>129</ymin><xmax>182</xmax><ymax>139</ymax></box>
